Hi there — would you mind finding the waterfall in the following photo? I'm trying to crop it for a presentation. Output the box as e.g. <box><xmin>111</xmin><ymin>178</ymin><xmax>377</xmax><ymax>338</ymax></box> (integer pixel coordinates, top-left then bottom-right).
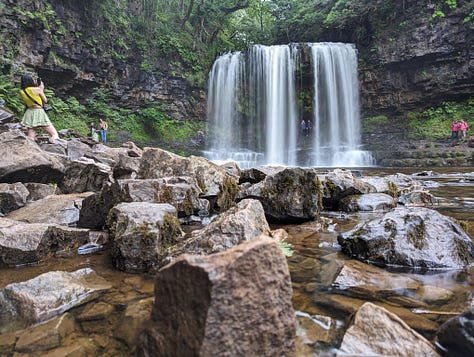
<box><xmin>204</xmin><ymin>43</ymin><xmax>374</xmax><ymax>168</ymax></box>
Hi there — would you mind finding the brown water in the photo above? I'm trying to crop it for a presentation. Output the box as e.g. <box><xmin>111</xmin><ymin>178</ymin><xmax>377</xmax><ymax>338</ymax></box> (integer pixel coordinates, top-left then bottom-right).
<box><xmin>0</xmin><ymin>167</ymin><xmax>473</xmax><ymax>355</ymax></box>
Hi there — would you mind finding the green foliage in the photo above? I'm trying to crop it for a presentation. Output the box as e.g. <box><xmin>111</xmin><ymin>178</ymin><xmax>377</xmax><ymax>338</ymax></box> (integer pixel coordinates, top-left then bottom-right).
<box><xmin>406</xmin><ymin>99</ymin><xmax>474</xmax><ymax>140</ymax></box>
<box><xmin>362</xmin><ymin>115</ymin><xmax>388</xmax><ymax>134</ymax></box>
<box><xmin>431</xmin><ymin>9</ymin><xmax>446</xmax><ymax>21</ymax></box>
<box><xmin>279</xmin><ymin>241</ymin><xmax>294</xmax><ymax>257</ymax></box>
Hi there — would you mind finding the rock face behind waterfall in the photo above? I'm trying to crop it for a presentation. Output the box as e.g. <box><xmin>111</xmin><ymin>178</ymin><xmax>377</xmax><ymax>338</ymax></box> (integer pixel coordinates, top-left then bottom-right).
<box><xmin>137</xmin><ymin>237</ymin><xmax>296</xmax><ymax>356</ymax></box>
<box><xmin>338</xmin><ymin>206</ymin><xmax>474</xmax><ymax>269</ymax></box>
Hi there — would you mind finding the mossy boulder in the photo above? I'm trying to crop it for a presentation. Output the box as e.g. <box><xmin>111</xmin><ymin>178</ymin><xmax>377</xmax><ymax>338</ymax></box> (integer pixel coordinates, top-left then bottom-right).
<box><xmin>241</xmin><ymin>167</ymin><xmax>322</xmax><ymax>222</ymax></box>
<box><xmin>109</xmin><ymin>202</ymin><xmax>183</xmax><ymax>273</ymax></box>
<box><xmin>338</xmin><ymin>207</ymin><xmax>474</xmax><ymax>269</ymax></box>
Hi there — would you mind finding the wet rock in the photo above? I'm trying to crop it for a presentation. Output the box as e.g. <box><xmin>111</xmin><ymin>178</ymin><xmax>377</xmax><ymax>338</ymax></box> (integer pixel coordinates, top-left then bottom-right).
<box><xmin>333</xmin><ymin>259</ymin><xmax>419</xmax><ymax>298</ymax></box>
<box><xmin>137</xmin><ymin>236</ymin><xmax>296</xmax><ymax>356</ymax></box>
<box><xmin>295</xmin><ymin>311</ymin><xmax>342</xmax><ymax>355</ymax></box>
<box><xmin>24</xmin><ymin>182</ymin><xmax>60</xmax><ymax>201</ymax></box>
<box><xmin>60</xmin><ymin>160</ymin><xmax>112</xmax><ymax>194</ymax></box>
<box><xmin>415</xmin><ymin>285</ymin><xmax>454</xmax><ymax>304</ymax></box>
<box><xmin>0</xmin><ymin>129</ymin><xmax>65</xmax><ymax>184</ymax></box>
<box><xmin>0</xmin><ymin>182</ymin><xmax>29</xmax><ymax>214</ymax></box>
<box><xmin>7</xmin><ymin>192</ymin><xmax>93</xmax><ymax>226</ymax></box>
<box><xmin>166</xmin><ymin>199</ymin><xmax>272</xmax><ymax>261</ymax></box>
<box><xmin>109</xmin><ymin>202</ymin><xmax>183</xmax><ymax>273</ymax></box>
<box><xmin>338</xmin><ymin>206</ymin><xmax>474</xmax><ymax>268</ymax></box>
<box><xmin>114</xmin><ymin>297</ymin><xmax>154</xmax><ymax>351</ymax></box>
<box><xmin>0</xmin><ymin>268</ymin><xmax>111</xmax><ymax>333</ymax></box>
<box><xmin>242</xmin><ymin>167</ymin><xmax>322</xmax><ymax>222</ymax></box>
<box><xmin>398</xmin><ymin>190</ymin><xmax>437</xmax><ymax>206</ymax></box>
<box><xmin>338</xmin><ymin>302</ymin><xmax>440</xmax><ymax>356</ymax></box>
<box><xmin>436</xmin><ymin>306</ymin><xmax>474</xmax><ymax>357</ymax></box>
<box><xmin>138</xmin><ymin>148</ymin><xmax>238</xmax><ymax>211</ymax></box>
<box><xmin>76</xmin><ymin>302</ymin><xmax>114</xmax><ymax>322</ymax></box>
<box><xmin>339</xmin><ymin>192</ymin><xmax>396</xmax><ymax>212</ymax></box>
<box><xmin>320</xmin><ymin>169</ymin><xmax>376</xmax><ymax>210</ymax></box>
<box><xmin>14</xmin><ymin>313</ymin><xmax>76</xmax><ymax>354</ymax></box>
<box><xmin>0</xmin><ymin>217</ymin><xmax>90</xmax><ymax>266</ymax></box>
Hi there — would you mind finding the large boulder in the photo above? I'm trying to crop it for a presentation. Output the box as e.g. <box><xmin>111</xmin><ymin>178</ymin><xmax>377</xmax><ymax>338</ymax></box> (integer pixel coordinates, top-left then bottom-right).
<box><xmin>137</xmin><ymin>236</ymin><xmax>296</xmax><ymax>356</ymax></box>
<box><xmin>7</xmin><ymin>193</ymin><xmax>92</xmax><ymax>227</ymax></box>
<box><xmin>338</xmin><ymin>302</ymin><xmax>440</xmax><ymax>356</ymax></box>
<box><xmin>109</xmin><ymin>177</ymin><xmax>206</xmax><ymax>217</ymax></box>
<box><xmin>0</xmin><ymin>217</ymin><xmax>90</xmax><ymax>266</ymax></box>
<box><xmin>319</xmin><ymin>169</ymin><xmax>376</xmax><ymax>210</ymax></box>
<box><xmin>60</xmin><ymin>159</ymin><xmax>112</xmax><ymax>194</ymax></box>
<box><xmin>0</xmin><ymin>268</ymin><xmax>111</xmax><ymax>333</ymax></box>
<box><xmin>138</xmin><ymin>148</ymin><xmax>238</xmax><ymax>211</ymax></box>
<box><xmin>338</xmin><ymin>207</ymin><xmax>474</xmax><ymax>268</ymax></box>
<box><xmin>0</xmin><ymin>130</ymin><xmax>65</xmax><ymax>184</ymax></box>
<box><xmin>242</xmin><ymin>167</ymin><xmax>322</xmax><ymax>222</ymax></box>
<box><xmin>109</xmin><ymin>202</ymin><xmax>183</xmax><ymax>273</ymax></box>
<box><xmin>167</xmin><ymin>199</ymin><xmax>272</xmax><ymax>261</ymax></box>
<box><xmin>436</xmin><ymin>306</ymin><xmax>474</xmax><ymax>357</ymax></box>
<box><xmin>0</xmin><ymin>182</ymin><xmax>29</xmax><ymax>214</ymax></box>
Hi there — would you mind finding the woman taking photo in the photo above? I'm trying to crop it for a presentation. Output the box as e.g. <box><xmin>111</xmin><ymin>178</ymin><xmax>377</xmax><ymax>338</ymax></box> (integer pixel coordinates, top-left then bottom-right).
<box><xmin>19</xmin><ymin>74</ymin><xmax>61</xmax><ymax>143</ymax></box>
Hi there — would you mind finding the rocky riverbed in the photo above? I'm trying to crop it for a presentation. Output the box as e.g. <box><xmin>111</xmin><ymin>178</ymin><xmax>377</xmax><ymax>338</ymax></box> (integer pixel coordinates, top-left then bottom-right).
<box><xmin>0</xmin><ymin>126</ymin><xmax>473</xmax><ymax>356</ymax></box>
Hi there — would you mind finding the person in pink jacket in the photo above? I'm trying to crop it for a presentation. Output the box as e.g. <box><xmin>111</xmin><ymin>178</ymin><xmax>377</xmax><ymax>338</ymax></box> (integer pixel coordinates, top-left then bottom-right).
<box><xmin>451</xmin><ymin>119</ymin><xmax>460</xmax><ymax>142</ymax></box>
<box><xmin>460</xmin><ymin>119</ymin><xmax>469</xmax><ymax>139</ymax></box>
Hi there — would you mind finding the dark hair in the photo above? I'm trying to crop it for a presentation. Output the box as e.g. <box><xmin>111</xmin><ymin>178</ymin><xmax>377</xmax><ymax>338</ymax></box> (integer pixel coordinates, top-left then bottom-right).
<box><xmin>21</xmin><ymin>74</ymin><xmax>37</xmax><ymax>89</ymax></box>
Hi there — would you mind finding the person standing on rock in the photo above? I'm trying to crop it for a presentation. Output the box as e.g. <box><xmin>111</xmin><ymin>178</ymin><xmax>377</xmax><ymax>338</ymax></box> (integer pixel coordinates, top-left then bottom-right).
<box><xmin>451</xmin><ymin>118</ymin><xmax>460</xmax><ymax>143</ymax></box>
<box><xmin>460</xmin><ymin>119</ymin><xmax>468</xmax><ymax>140</ymax></box>
<box><xmin>90</xmin><ymin>122</ymin><xmax>100</xmax><ymax>142</ymax></box>
<box><xmin>19</xmin><ymin>74</ymin><xmax>61</xmax><ymax>143</ymax></box>
<box><xmin>99</xmin><ymin>118</ymin><xmax>108</xmax><ymax>143</ymax></box>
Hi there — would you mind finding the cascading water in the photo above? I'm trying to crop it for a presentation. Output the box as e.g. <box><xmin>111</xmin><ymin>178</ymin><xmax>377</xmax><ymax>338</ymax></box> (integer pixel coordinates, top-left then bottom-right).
<box><xmin>204</xmin><ymin>43</ymin><xmax>374</xmax><ymax>168</ymax></box>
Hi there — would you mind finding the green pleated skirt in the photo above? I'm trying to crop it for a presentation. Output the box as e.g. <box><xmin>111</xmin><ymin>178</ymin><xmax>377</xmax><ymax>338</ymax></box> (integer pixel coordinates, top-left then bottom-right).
<box><xmin>21</xmin><ymin>108</ymin><xmax>52</xmax><ymax>128</ymax></box>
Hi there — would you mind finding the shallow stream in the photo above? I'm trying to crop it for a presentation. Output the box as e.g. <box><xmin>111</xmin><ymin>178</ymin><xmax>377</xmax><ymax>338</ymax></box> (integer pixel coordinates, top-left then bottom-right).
<box><xmin>0</xmin><ymin>167</ymin><xmax>472</xmax><ymax>355</ymax></box>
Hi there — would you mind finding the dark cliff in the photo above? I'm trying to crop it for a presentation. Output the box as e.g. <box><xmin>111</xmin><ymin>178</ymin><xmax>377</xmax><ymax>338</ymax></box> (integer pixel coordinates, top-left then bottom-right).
<box><xmin>0</xmin><ymin>0</ymin><xmax>206</xmax><ymax>121</ymax></box>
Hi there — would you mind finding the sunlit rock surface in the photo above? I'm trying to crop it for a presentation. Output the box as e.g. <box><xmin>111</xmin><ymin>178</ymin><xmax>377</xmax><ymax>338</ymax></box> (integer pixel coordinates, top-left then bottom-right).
<box><xmin>0</xmin><ymin>268</ymin><xmax>111</xmax><ymax>333</ymax></box>
<box><xmin>338</xmin><ymin>302</ymin><xmax>440</xmax><ymax>356</ymax></box>
<box><xmin>167</xmin><ymin>199</ymin><xmax>272</xmax><ymax>262</ymax></box>
<box><xmin>338</xmin><ymin>206</ymin><xmax>474</xmax><ymax>268</ymax></box>
<box><xmin>7</xmin><ymin>192</ymin><xmax>92</xmax><ymax>226</ymax></box>
<box><xmin>138</xmin><ymin>237</ymin><xmax>296</xmax><ymax>356</ymax></box>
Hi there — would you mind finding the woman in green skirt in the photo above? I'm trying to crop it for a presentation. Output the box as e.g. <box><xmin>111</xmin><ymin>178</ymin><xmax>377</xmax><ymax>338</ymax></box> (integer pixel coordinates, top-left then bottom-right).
<box><xmin>20</xmin><ymin>74</ymin><xmax>60</xmax><ymax>143</ymax></box>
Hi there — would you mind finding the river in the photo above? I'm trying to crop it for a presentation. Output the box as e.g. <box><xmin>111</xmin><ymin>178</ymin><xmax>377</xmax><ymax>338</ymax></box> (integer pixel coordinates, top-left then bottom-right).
<box><xmin>0</xmin><ymin>167</ymin><xmax>472</xmax><ymax>355</ymax></box>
